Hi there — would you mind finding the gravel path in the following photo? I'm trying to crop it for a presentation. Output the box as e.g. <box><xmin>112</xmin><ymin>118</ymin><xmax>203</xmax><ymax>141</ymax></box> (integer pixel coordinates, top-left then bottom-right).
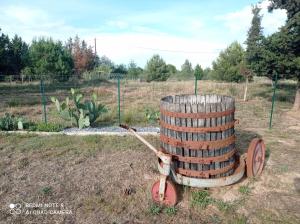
<box><xmin>1</xmin><ymin>126</ymin><xmax>160</xmax><ymax>136</ymax></box>
<box><xmin>62</xmin><ymin>126</ymin><xmax>160</xmax><ymax>135</ymax></box>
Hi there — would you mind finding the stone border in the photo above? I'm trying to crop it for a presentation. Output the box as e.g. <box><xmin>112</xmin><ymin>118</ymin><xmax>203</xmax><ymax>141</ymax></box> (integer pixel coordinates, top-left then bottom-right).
<box><xmin>0</xmin><ymin>130</ymin><xmax>159</xmax><ymax>136</ymax></box>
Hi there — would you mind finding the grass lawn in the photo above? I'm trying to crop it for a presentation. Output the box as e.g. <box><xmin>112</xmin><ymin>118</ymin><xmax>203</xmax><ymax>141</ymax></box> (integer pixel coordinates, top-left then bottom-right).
<box><xmin>0</xmin><ymin>78</ymin><xmax>300</xmax><ymax>223</ymax></box>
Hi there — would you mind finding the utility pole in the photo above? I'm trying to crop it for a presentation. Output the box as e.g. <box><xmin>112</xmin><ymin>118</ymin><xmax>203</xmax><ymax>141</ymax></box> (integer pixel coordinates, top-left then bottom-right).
<box><xmin>94</xmin><ymin>38</ymin><xmax>97</xmax><ymax>54</ymax></box>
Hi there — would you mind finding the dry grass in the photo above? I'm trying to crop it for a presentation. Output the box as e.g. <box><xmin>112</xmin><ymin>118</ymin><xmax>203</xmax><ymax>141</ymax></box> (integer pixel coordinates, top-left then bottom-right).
<box><xmin>0</xmin><ymin>78</ymin><xmax>299</xmax><ymax>223</ymax></box>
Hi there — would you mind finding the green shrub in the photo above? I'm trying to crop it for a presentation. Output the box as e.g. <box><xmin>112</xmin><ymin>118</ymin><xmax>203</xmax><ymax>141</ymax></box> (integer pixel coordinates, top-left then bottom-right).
<box><xmin>6</xmin><ymin>98</ymin><xmax>40</xmax><ymax>107</ymax></box>
<box><xmin>32</xmin><ymin>122</ymin><xmax>64</xmax><ymax>132</ymax></box>
<box><xmin>123</xmin><ymin>110</ymin><xmax>135</xmax><ymax>125</ymax></box>
<box><xmin>238</xmin><ymin>185</ymin><xmax>251</xmax><ymax>195</ymax></box>
<box><xmin>164</xmin><ymin>206</ymin><xmax>177</xmax><ymax>215</ymax></box>
<box><xmin>0</xmin><ymin>113</ymin><xmax>23</xmax><ymax>131</ymax></box>
<box><xmin>0</xmin><ymin>113</ymin><xmax>63</xmax><ymax>132</ymax></box>
<box><xmin>149</xmin><ymin>204</ymin><xmax>162</xmax><ymax>215</ymax></box>
<box><xmin>145</xmin><ymin>108</ymin><xmax>159</xmax><ymax>124</ymax></box>
<box><xmin>191</xmin><ymin>190</ymin><xmax>214</xmax><ymax>209</ymax></box>
<box><xmin>41</xmin><ymin>186</ymin><xmax>52</xmax><ymax>195</ymax></box>
<box><xmin>214</xmin><ymin>199</ymin><xmax>233</xmax><ymax>212</ymax></box>
<box><xmin>229</xmin><ymin>86</ymin><xmax>238</xmax><ymax>96</ymax></box>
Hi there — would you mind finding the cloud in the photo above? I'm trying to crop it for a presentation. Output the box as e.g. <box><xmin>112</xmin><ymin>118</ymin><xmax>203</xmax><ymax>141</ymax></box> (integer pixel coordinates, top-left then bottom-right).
<box><xmin>83</xmin><ymin>32</ymin><xmax>224</xmax><ymax>69</ymax></box>
<box><xmin>0</xmin><ymin>1</ymin><xmax>288</xmax><ymax>69</ymax></box>
<box><xmin>2</xmin><ymin>6</ymin><xmax>48</xmax><ymax>25</ymax></box>
<box><xmin>215</xmin><ymin>0</ymin><xmax>287</xmax><ymax>37</ymax></box>
<box><xmin>0</xmin><ymin>4</ymin><xmax>218</xmax><ymax>68</ymax></box>
<box><xmin>215</xmin><ymin>5</ymin><xmax>253</xmax><ymax>34</ymax></box>
<box><xmin>0</xmin><ymin>5</ymin><xmax>102</xmax><ymax>43</ymax></box>
<box><xmin>106</xmin><ymin>20</ymin><xmax>129</xmax><ymax>29</ymax></box>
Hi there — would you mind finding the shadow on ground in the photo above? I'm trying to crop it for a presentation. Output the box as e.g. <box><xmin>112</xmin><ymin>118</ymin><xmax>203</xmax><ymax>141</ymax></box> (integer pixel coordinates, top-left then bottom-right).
<box><xmin>235</xmin><ymin>129</ymin><xmax>262</xmax><ymax>154</ymax></box>
<box><xmin>253</xmin><ymin>82</ymin><xmax>297</xmax><ymax>103</ymax></box>
<box><xmin>0</xmin><ymin>78</ymin><xmax>114</xmax><ymax>95</ymax></box>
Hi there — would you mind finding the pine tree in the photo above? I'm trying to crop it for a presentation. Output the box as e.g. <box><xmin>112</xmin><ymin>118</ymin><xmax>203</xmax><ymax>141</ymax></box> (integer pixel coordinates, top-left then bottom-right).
<box><xmin>194</xmin><ymin>64</ymin><xmax>204</xmax><ymax>80</ymax></box>
<box><xmin>263</xmin><ymin>0</ymin><xmax>300</xmax><ymax>110</ymax></box>
<box><xmin>180</xmin><ymin>59</ymin><xmax>193</xmax><ymax>79</ymax></box>
<box><xmin>211</xmin><ymin>41</ymin><xmax>245</xmax><ymax>82</ymax></box>
<box><xmin>245</xmin><ymin>5</ymin><xmax>264</xmax><ymax>75</ymax></box>
<box><xmin>145</xmin><ymin>54</ymin><xmax>169</xmax><ymax>82</ymax></box>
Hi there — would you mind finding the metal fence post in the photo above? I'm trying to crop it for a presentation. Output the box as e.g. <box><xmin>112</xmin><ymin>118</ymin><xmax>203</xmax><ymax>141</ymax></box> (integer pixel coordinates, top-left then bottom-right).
<box><xmin>194</xmin><ymin>76</ymin><xmax>198</xmax><ymax>95</ymax></box>
<box><xmin>117</xmin><ymin>77</ymin><xmax>121</xmax><ymax>124</ymax></box>
<box><xmin>40</xmin><ymin>79</ymin><xmax>47</xmax><ymax>124</ymax></box>
<box><xmin>269</xmin><ymin>72</ymin><xmax>278</xmax><ymax>129</ymax></box>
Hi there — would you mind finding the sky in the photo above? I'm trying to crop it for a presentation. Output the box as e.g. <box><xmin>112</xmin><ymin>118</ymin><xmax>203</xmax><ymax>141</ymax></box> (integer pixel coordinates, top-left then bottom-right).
<box><xmin>0</xmin><ymin>0</ymin><xmax>287</xmax><ymax>69</ymax></box>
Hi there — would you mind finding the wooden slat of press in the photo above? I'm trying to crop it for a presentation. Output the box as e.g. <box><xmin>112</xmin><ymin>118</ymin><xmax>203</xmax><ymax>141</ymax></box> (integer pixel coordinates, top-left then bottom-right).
<box><xmin>175</xmin><ymin>96</ymin><xmax>182</xmax><ymax>169</ymax></box>
<box><xmin>204</xmin><ymin>95</ymin><xmax>211</xmax><ymax>172</ymax></box>
<box><xmin>160</xmin><ymin>100</ymin><xmax>166</xmax><ymax>153</ymax></box>
<box><xmin>231</xmin><ymin>98</ymin><xmax>236</xmax><ymax>175</ymax></box>
<box><xmin>228</xmin><ymin>99</ymin><xmax>235</xmax><ymax>175</ymax></box>
<box><xmin>186</xmin><ymin>96</ymin><xmax>193</xmax><ymax>170</ymax></box>
<box><xmin>163</xmin><ymin>100</ymin><xmax>168</xmax><ymax>154</ymax></box>
<box><xmin>225</xmin><ymin>98</ymin><xmax>231</xmax><ymax>176</ymax></box>
<box><xmin>215</xmin><ymin>96</ymin><xmax>222</xmax><ymax>178</ymax></box>
<box><xmin>167</xmin><ymin>100</ymin><xmax>172</xmax><ymax>155</ymax></box>
<box><xmin>221</xmin><ymin>97</ymin><xmax>227</xmax><ymax>177</ymax></box>
<box><xmin>224</xmin><ymin>98</ymin><xmax>231</xmax><ymax>176</ymax></box>
<box><xmin>191</xmin><ymin>96</ymin><xmax>198</xmax><ymax>170</ymax></box>
<box><xmin>160</xmin><ymin>100</ymin><xmax>163</xmax><ymax>152</ymax></box>
<box><xmin>163</xmin><ymin>101</ymin><xmax>168</xmax><ymax>153</ymax></box>
<box><xmin>179</xmin><ymin>96</ymin><xmax>188</xmax><ymax>169</ymax></box>
<box><xmin>184</xmin><ymin>96</ymin><xmax>191</xmax><ymax>170</ymax></box>
<box><xmin>197</xmin><ymin>96</ymin><xmax>205</xmax><ymax>171</ymax></box>
<box><xmin>209</xmin><ymin>95</ymin><xmax>216</xmax><ymax>171</ymax></box>
<box><xmin>169</xmin><ymin>98</ymin><xmax>176</xmax><ymax>156</ymax></box>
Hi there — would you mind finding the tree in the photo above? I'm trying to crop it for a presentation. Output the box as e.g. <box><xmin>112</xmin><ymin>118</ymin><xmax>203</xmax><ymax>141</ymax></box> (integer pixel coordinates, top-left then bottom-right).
<box><xmin>29</xmin><ymin>38</ymin><xmax>73</xmax><ymax>81</ymax></box>
<box><xmin>259</xmin><ymin>0</ymin><xmax>300</xmax><ymax>110</ymax></box>
<box><xmin>0</xmin><ymin>29</ymin><xmax>11</xmax><ymax>79</ymax></box>
<box><xmin>203</xmin><ymin>67</ymin><xmax>212</xmax><ymax>80</ymax></box>
<box><xmin>9</xmin><ymin>35</ymin><xmax>29</xmax><ymax>77</ymax></box>
<box><xmin>68</xmin><ymin>36</ymin><xmax>98</xmax><ymax>76</ymax></box>
<box><xmin>97</xmin><ymin>64</ymin><xmax>112</xmax><ymax>75</ymax></box>
<box><xmin>112</xmin><ymin>64</ymin><xmax>127</xmax><ymax>74</ymax></box>
<box><xmin>0</xmin><ymin>31</ymin><xmax>29</xmax><ymax>81</ymax></box>
<box><xmin>99</xmin><ymin>55</ymin><xmax>114</xmax><ymax>67</ymax></box>
<box><xmin>211</xmin><ymin>41</ymin><xmax>245</xmax><ymax>82</ymax></box>
<box><xmin>127</xmin><ymin>60</ymin><xmax>141</xmax><ymax>79</ymax></box>
<box><xmin>180</xmin><ymin>59</ymin><xmax>193</xmax><ymax>79</ymax></box>
<box><xmin>20</xmin><ymin>66</ymin><xmax>34</xmax><ymax>83</ymax></box>
<box><xmin>167</xmin><ymin>64</ymin><xmax>177</xmax><ymax>75</ymax></box>
<box><xmin>194</xmin><ymin>64</ymin><xmax>204</xmax><ymax>80</ymax></box>
<box><xmin>144</xmin><ymin>54</ymin><xmax>169</xmax><ymax>82</ymax></box>
<box><xmin>240</xmin><ymin>60</ymin><xmax>253</xmax><ymax>101</ymax></box>
<box><xmin>245</xmin><ymin>5</ymin><xmax>264</xmax><ymax>75</ymax></box>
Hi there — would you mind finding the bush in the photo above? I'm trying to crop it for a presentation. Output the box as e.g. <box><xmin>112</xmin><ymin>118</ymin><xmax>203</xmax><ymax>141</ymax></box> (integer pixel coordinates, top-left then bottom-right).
<box><xmin>0</xmin><ymin>114</ymin><xmax>37</xmax><ymax>131</ymax></box>
<box><xmin>191</xmin><ymin>190</ymin><xmax>214</xmax><ymax>209</ymax></box>
<box><xmin>0</xmin><ymin>113</ymin><xmax>22</xmax><ymax>131</ymax></box>
<box><xmin>145</xmin><ymin>108</ymin><xmax>159</xmax><ymax>124</ymax></box>
<box><xmin>0</xmin><ymin>113</ymin><xmax>60</xmax><ymax>132</ymax></box>
<box><xmin>29</xmin><ymin>122</ymin><xmax>64</xmax><ymax>132</ymax></box>
<box><xmin>82</xmin><ymin>70</ymin><xmax>102</xmax><ymax>81</ymax></box>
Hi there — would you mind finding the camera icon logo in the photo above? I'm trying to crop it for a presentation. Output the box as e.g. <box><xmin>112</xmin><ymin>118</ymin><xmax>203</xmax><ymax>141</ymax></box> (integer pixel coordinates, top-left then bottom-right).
<box><xmin>9</xmin><ymin>203</ymin><xmax>22</xmax><ymax>215</ymax></box>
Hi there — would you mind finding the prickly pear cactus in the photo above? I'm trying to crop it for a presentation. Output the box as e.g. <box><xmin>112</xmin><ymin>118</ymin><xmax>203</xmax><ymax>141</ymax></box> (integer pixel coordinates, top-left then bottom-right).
<box><xmin>51</xmin><ymin>88</ymin><xmax>107</xmax><ymax>129</ymax></box>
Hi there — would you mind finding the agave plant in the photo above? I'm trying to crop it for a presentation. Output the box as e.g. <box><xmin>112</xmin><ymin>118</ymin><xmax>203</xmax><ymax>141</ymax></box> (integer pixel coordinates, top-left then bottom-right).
<box><xmin>51</xmin><ymin>88</ymin><xmax>107</xmax><ymax>129</ymax></box>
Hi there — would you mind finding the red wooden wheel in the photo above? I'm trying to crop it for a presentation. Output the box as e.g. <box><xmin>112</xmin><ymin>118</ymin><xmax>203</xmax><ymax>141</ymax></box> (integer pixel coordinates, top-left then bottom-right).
<box><xmin>246</xmin><ymin>138</ymin><xmax>266</xmax><ymax>177</ymax></box>
<box><xmin>151</xmin><ymin>179</ymin><xmax>178</xmax><ymax>206</ymax></box>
